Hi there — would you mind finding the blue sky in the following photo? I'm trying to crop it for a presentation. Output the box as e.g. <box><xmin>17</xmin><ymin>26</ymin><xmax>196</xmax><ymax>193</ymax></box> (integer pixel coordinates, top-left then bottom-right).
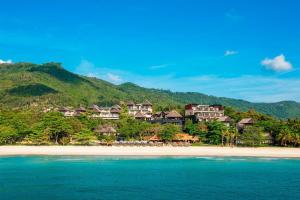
<box><xmin>1</xmin><ymin>0</ymin><xmax>300</xmax><ymax>102</ymax></box>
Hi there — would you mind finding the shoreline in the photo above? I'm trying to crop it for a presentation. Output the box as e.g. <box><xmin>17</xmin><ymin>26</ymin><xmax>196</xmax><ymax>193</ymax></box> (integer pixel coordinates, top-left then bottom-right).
<box><xmin>1</xmin><ymin>146</ymin><xmax>300</xmax><ymax>158</ymax></box>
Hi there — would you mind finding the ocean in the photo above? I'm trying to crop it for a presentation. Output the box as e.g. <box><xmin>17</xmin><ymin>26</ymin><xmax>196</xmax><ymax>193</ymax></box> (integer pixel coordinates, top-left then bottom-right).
<box><xmin>0</xmin><ymin>156</ymin><xmax>300</xmax><ymax>200</ymax></box>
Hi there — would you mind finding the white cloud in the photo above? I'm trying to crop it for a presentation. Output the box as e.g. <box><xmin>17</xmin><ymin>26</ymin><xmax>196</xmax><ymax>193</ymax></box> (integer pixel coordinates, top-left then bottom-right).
<box><xmin>76</xmin><ymin>60</ymin><xmax>95</xmax><ymax>72</ymax></box>
<box><xmin>261</xmin><ymin>54</ymin><xmax>292</xmax><ymax>72</ymax></box>
<box><xmin>224</xmin><ymin>50</ymin><xmax>238</xmax><ymax>56</ymax></box>
<box><xmin>75</xmin><ymin>59</ymin><xmax>123</xmax><ymax>83</ymax></box>
<box><xmin>107</xmin><ymin>73</ymin><xmax>122</xmax><ymax>82</ymax></box>
<box><xmin>0</xmin><ymin>59</ymin><xmax>13</xmax><ymax>64</ymax></box>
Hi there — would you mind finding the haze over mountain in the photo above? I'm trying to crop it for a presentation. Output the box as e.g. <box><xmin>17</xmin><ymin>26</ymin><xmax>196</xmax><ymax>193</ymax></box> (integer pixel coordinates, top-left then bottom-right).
<box><xmin>1</xmin><ymin>62</ymin><xmax>300</xmax><ymax>119</ymax></box>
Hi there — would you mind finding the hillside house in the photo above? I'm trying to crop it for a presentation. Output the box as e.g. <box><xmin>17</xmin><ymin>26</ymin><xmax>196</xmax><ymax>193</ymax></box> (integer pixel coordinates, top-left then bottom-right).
<box><xmin>127</xmin><ymin>100</ymin><xmax>152</xmax><ymax>120</ymax></box>
<box><xmin>58</xmin><ymin>107</ymin><xmax>76</xmax><ymax>117</ymax></box>
<box><xmin>185</xmin><ymin>104</ymin><xmax>225</xmax><ymax>122</ymax></box>
<box><xmin>238</xmin><ymin>118</ymin><xmax>254</xmax><ymax>131</ymax></box>
<box><xmin>75</xmin><ymin>106</ymin><xmax>87</xmax><ymax>115</ymax></box>
<box><xmin>152</xmin><ymin>110</ymin><xmax>183</xmax><ymax>125</ymax></box>
<box><xmin>90</xmin><ymin>104</ymin><xmax>121</xmax><ymax>120</ymax></box>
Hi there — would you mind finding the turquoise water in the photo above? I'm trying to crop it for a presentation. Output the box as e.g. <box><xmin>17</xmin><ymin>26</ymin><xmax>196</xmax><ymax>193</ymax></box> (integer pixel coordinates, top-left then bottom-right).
<box><xmin>1</xmin><ymin>156</ymin><xmax>300</xmax><ymax>200</ymax></box>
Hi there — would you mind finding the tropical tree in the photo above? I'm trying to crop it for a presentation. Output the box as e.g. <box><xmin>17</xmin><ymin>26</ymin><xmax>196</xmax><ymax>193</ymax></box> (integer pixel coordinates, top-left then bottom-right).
<box><xmin>144</xmin><ymin>123</ymin><xmax>163</xmax><ymax>136</ymax></box>
<box><xmin>184</xmin><ymin>119</ymin><xmax>196</xmax><ymax>134</ymax></box>
<box><xmin>159</xmin><ymin>124</ymin><xmax>180</xmax><ymax>141</ymax></box>
<box><xmin>118</xmin><ymin>118</ymin><xmax>149</xmax><ymax>140</ymax></box>
<box><xmin>0</xmin><ymin>125</ymin><xmax>18</xmax><ymax>144</ymax></box>
<box><xmin>229</xmin><ymin>126</ymin><xmax>239</xmax><ymax>146</ymax></box>
<box><xmin>73</xmin><ymin>129</ymin><xmax>96</xmax><ymax>145</ymax></box>
<box><xmin>239</xmin><ymin>126</ymin><xmax>264</xmax><ymax>147</ymax></box>
<box><xmin>39</xmin><ymin>112</ymin><xmax>72</xmax><ymax>144</ymax></box>
<box><xmin>276</xmin><ymin>126</ymin><xmax>293</xmax><ymax>146</ymax></box>
<box><xmin>194</xmin><ymin>122</ymin><xmax>208</xmax><ymax>142</ymax></box>
<box><xmin>206</xmin><ymin>121</ymin><xmax>226</xmax><ymax>145</ymax></box>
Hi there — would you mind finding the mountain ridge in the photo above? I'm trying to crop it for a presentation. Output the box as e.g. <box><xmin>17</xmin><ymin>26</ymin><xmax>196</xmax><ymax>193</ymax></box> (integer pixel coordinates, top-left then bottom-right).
<box><xmin>0</xmin><ymin>62</ymin><xmax>300</xmax><ymax>119</ymax></box>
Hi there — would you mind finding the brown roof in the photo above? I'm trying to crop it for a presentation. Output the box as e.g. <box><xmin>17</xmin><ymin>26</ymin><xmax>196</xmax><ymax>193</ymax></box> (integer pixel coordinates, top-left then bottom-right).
<box><xmin>239</xmin><ymin>118</ymin><xmax>254</xmax><ymax>124</ymax></box>
<box><xmin>153</xmin><ymin>111</ymin><xmax>165</xmax><ymax>118</ymax></box>
<box><xmin>89</xmin><ymin>104</ymin><xmax>100</xmax><ymax>111</ymax></box>
<box><xmin>217</xmin><ymin>116</ymin><xmax>231</xmax><ymax>122</ymax></box>
<box><xmin>134</xmin><ymin>112</ymin><xmax>145</xmax><ymax>118</ymax></box>
<box><xmin>110</xmin><ymin>108</ymin><xmax>121</xmax><ymax>113</ymax></box>
<box><xmin>165</xmin><ymin>110</ymin><xmax>182</xmax><ymax>118</ymax></box>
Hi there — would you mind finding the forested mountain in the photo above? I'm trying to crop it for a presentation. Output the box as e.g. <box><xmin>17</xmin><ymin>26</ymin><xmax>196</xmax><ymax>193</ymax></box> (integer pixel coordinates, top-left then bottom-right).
<box><xmin>1</xmin><ymin>62</ymin><xmax>300</xmax><ymax>119</ymax></box>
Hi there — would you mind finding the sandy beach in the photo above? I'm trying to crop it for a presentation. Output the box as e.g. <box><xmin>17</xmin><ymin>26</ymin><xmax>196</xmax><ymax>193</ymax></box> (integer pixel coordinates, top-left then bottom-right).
<box><xmin>0</xmin><ymin>146</ymin><xmax>300</xmax><ymax>157</ymax></box>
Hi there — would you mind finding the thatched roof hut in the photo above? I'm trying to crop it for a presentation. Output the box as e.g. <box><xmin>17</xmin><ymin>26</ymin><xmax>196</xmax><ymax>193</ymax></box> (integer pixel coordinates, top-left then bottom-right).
<box><xmin>239</xmin><ymin>118</ymin><xmax>254</xmax><ymax>125</ymax></box>
<box><xmin>110</xmin><ymin>107</ymin><xmax>121</xmax><ymax>113</ymax></box>
<box><xmin>165</xmin><ymin>110</ymin><xmax>183</xmax><ymax>119</ymax></box>
<box><xmin>89</xmin><ymin>104</ymin><xmax>101</xmax><ymax>112</ymax></box>
<box><xmin>76</xmin><ymin>106</ymin><xmax>86</xmax><ymax>112</ymax></box>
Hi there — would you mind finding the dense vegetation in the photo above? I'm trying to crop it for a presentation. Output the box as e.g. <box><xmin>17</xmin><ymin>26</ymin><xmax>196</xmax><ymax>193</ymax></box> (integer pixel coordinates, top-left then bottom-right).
<box><xmin>0</xmin><ymin>106</ymin><xmax>300</xmax><ymax>147</ymax></box>
<box><xmin>1</xmin><ymin>62</ymin><xmax>300</xmax><ymax>118</ymax></box>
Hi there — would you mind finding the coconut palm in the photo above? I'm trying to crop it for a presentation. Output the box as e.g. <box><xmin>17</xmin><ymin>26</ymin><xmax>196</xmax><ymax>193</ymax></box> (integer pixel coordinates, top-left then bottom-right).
<box><xmin>229</xmin><ymin>126</ymin><xmax>239</xmax><ymax>146</ymax></box>
<box><xmin>276</xmin><ymin>127</ymin><xmax>292</xmax><ymax>146</ymax></box>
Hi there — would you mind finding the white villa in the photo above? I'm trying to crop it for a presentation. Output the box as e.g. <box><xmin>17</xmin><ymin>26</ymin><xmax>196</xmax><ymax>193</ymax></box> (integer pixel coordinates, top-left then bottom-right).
<box><xmin>185</xmin><ymin>104</ymin><xmax>225</xmax><ymax>122</ymax></box>
<box><xmin>127</xmin><ymin>100</ymin><xmax>153</xmax><ymax>120</ymax></box>
<box><xmin>90</xmin><ymin>105</ymin><xmax>121</xmax><ymax>120</ymax></box>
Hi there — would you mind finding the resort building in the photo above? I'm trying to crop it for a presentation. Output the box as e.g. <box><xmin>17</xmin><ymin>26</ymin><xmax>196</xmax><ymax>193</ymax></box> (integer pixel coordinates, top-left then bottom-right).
<box><xmin>89</xmin><ymin>104</ymin><xmax>121</xmax><ymax>120</ymax></box>
<box><xmin>58</xmin><ymin>107</ymin><xmax>77</xmax><ymax>117</ymax></box>
<box><xmin>151</xmin><ymin>110</ymin><xmax>183</xmax><ymax>125</ymax></box>
<box><xmin>217</xmin><ymin>116</ymin><xmax>232</xmax><ymax>127</ymax></box>
<box><xmin>127</xmin><ymin>100</ymin><xmax>153</xmax><ymax>120</ymax></box>
<box><xmin>75</xmin><ymin>106</ymin><xmax>87</xmax><ymax>115</ymax></box>
<box><xmin>184</xmin><ymin>104</ymin><xmax>225</xmax><ymax>122</ymax></box>
<box><xmin>237</xmin><ymin>118</ymin><xmax>254</xmax><ymax>131</ymax></box>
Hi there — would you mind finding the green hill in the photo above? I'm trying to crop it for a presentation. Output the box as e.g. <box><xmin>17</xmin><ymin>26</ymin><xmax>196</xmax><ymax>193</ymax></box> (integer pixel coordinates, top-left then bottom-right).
<box><xmin>1</xmin><ymin>62</ymin><xmax>300</xmax><ymax>119</ymax></box>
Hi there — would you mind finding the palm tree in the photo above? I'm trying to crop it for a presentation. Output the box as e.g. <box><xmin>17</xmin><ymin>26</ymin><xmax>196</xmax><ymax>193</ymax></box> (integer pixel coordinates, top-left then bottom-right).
<box><xmin>219</xmin><ymin>124</ymin><xmax>230</xmax><ymax>146</ymax></box>
<box><xmin>229</xmin><ymin>126</ymin><xmax>239</xmax><ymax>147</ymax></box>
<box><xmin>221</xmin><ymin>128</ymin><xmax>231</xmax><ymax>146</ymax></box>
<box><xmin>277</xmin><ymin>127</ymin><xmax>292</xmax><ymax>146</ymax></box>
<box><xmin>291</xmin><ymin>132</ymin><xmax>300</xmax><ymax>147</ymax></box>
